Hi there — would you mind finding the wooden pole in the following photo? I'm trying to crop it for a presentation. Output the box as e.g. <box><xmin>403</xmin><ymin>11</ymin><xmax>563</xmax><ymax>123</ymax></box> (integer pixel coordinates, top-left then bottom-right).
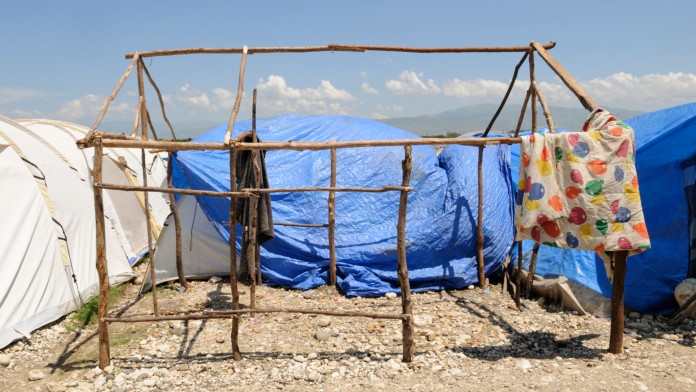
<box><xmin>274</xmin><ymin>221</ymin><xmax>328</xmax><ymax>228</ymax></box>
<box><xmin>531</xmin><ymin>41</ymin><xmax>597</xmax><ymax>111</ymax></box>
<box><xmin>141</xmin><ymin>61</ymin><xmax>177</xmax><ymax>141</ymax></box>
<box><xmin>482</xmin><ymin>51</ymin><xmax>529</xmax><ymax>137</ymax></box>
<box><xmin>397</xmin><ymin>146</ymin><xmax>414</xmax><ymax>362</ymax></box>
<box><xmin>525</xmin><ymin>242</ymin><xmax>540</xmax><ymax>299</ymax></box>
<box><xmin>328</xmin><ymin>143</ymin><xmax>337</xmax><ymax>286</ymax></box>
<box><xmin>529</xmin><ymin>50</ymin><xmax>538</xmax><ymax>135</ymax></box>
<box><xmin>167</xmin><ymin>152</ymin><xmax>188</xmax><ymax>289</ymax></box>
<box><xmin>514</xmin><ymin>88</ymin><xmax>532</xmax><ymax>138</ymax></box>
<box><xmin>94</xmin><ymin>182</ymin><xmax>407</xmax><ymax>195</ymax></box>
<box><xmin>94</xmin><ymin>182</ymin><xmax>254</xmax><ymax>198</ymax></box>
<box><xmin>229</xmin><ymin>147</ymin><xmax>241</xmax><ymax>361</ymax></box>
<box><xmin>129</xmin><ymin>97</ymin><xmax>142</xmax><ymax>138</ymax></box>
<box><xmin>252</xmin><ymin>89</ymin><xmax>262</xmax><ymax>286</ymax></box>
<box><xmin>224</xmin><ymin>45</ymin><xmax>248</xmax><ymax>144</ymax></box>
<box><xmin>104</xmin><ymin>308</ymin><xmax>408</xmax><ymax>322</ymax></box>
<box><xmin>532</xmin><ymin>82</ymin><xmax>556</xmax><ymax>133</ymax></box>
<box><xmin>515</xmin><ymin>242</ymin><xmax>523</xmax><ymax>308</ymax></box>
<box><xmin>124</xmin><ymin>42</ymin><xmax>557</xmax><ymax>59</ymax></box>
<box><xmin>476</xmin><ymin>146</ymin><xmax>486</xmax><ymax>288</ymax></box>
<box><xmin>608</xmin><ymin>251</ymin><xmax>628</xmax><ymax>354</ymax></box>
<box><xmin>146</xmin><ymin>110</ymin><xmax>160</xmax><ymax>141</ymax></box>
<box><xmin>85</xmin><ymin>54</ymin><xmax>139</xmax><ymax>140</ymax></box>
<box><xmin>247</xmin><ymin>188</ymin><xmax>258</xmax><ymax>316</ymax></box>
<box><xmin>137</xmin><ymin>58</ymin><xmax>158</xmax><ymax>315</ymax></box>
<box><xmin>93</xmin><ymin>138</ymin><xmax>111</xmax><ymax>369</ymax></box>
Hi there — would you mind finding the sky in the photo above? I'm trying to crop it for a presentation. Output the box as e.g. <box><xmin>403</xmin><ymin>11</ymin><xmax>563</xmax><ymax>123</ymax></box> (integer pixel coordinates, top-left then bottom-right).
<box><xmin>2</xmin><ymin>1</ymin><xmax>696</xmax><ymax>137</ymax></box>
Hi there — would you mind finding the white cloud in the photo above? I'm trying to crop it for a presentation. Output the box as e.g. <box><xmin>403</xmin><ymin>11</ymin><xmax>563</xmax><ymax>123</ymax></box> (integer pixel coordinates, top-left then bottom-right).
<box><xmin>176</xmin><ymin>84</ymin><xmax>210</xmax><ymax>108</ymax></box>
<box><xmin>583</xmin><ymin>72</ymin><xmax>696</xmax><ymax>108</ymax></box>
<box><xmin>385</xmin><ymin>71</ymin><xmax>441</xmax><ymax>95</ymax></box>
<box><xmin>360</xmin><ymin>71</ymin><xmax>368</xmax><ymax>79</ymax></box>
<box><xmin>371</xmin><ymin>112</ymin><xmax>389</xmax><ymax>120</ymax></box>
<box><xmin>361</xmin><ymin>82</ymin><xmax>379</xmax><ymax>95</ymax></box>
<box><xmin>255</xmin><ymin>75</ymin><xmax>355</xmax><ymax>115</ymax></box>
<box><xmin>0</xmin><ymin>87</ymin><xmax>45</xmax><ymax>105</ymax></box>
<box><xmin>55</xmin><ymin>94</ymin><xmax>133</xmax><ymax>121</ymax></box>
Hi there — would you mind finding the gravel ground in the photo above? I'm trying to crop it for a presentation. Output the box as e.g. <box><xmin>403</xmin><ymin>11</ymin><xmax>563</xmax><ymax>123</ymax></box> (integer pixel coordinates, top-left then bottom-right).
<box><xmin>1</xmin><ymin>274</ymin><xmax>694</xmax><ymax>392</ymax></box>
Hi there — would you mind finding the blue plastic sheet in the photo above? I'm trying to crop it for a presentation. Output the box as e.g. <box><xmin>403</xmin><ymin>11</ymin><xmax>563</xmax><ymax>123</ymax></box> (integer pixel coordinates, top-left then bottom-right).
<box><xmin>174</xmin><ymin>115</ymin><xmax>515</xmax><ymax>296</ymax></box>
<box><xmin>510</xmin><ymin>103</ymin><xmax>696</xmax><ymax>313</ymax></box>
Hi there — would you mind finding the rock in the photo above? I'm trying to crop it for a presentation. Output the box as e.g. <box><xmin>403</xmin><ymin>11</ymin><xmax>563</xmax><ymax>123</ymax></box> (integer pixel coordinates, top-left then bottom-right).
<box><xmin>103</xmin><ymin>365</ymin><xmax>115</xmax><ymax>375</ymax></box>
<box><xmin>317</xmin><ymin>316</ymin><xmax>332</xmax><ymax>327</ymax></box>
<box><xmin>385</xmin><ymin>292</ymin><xmax>397</xmax><ymax>298</ymax></box>
<box><xmin>413</xmin><ymin>315</ymin><xmax>433</xmax><ymax>327</ymax></box>
<box><xmin>208</xmin><ymin>276</ymin><xmax>223</xmax><ymax>283</ymax></box>
<box><xmin>675</xmin><ymin>278</ymin><xmax>696</xmax><ymax>307</ymax></box>
<box><xmin>467</xmin><ymin>285</ymin><xmax>475</xmax><ymax>290</ymax></box>
<box><xmin>130</xmin><ymin>354</ymin><xmax>143</xmax><ymax>362</ymax></box>
<box><xmin>386</xmin><ymin>359</ymin><xmax>401</xmax><ymax>371</ymax></box>
<box><xmin>293</xmin><ymin>355</ymin><xmax>307</xmax><ymax>362</ymax></box>
<box><xmin>306</xmin><ymin>371</ymin><xmax>320</xmax><ymax>382</ymax></box>
<box><xmin>330</xmin><ymin>328</ymin><xmax>340</xmax><ymax>337</ymax></box>
<box><xmin>629</xmin><ymin>311</ymin><xmax>641</xmax><ymax>320</ymax></box>
<box><xmin>626</xmin><ymin>321</ymin><xmax>652</xmax><ymax>333</ymax></box>
<box><xmin>307</xmin><ymin>352</ymin><xmax>318</xmax><ymax>360</ymax></box>
<box><xmin>216</xmin><ymin>337</ymin><xmax>225</xmax><ymax>344</ymax></box>
<box><xmin>516</xmin><ymin>359</ymin><xmax>532</xmax><ymax>370</ymax></box>
<box><xmin>94</xmin><ymin>375</ymin><xmax>107</xmax><ymax>389</ymax></box>
<box><xmin>315</xmin><ymin>328</ymin><xmax>332</xmax><ymax>341</ymax></box>
<box><xmin>142</xmin><ymin>377</ymin><xmax>158</xmax><ymax>387</ymax></box>
<box><xmin>0</xmin><ymin>353</ymin><xmax>10</xmax><ymax>367</ymax></box>
<box><xmin>28</xmin><ymin>369</ymin><xmax>45</xmax><ymax>381</ymax></box>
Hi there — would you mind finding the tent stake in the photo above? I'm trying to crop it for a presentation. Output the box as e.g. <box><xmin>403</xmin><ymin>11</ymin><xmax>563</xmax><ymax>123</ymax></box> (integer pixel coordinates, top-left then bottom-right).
<box><xmin>397</xmin><ymin>146</ymin><xmax>414</xmax><ymax>362</ymax></box>
<box><xmin>93</xmin><ymin>138</ymin><xmax>111</xmax><ymax>369</ymax></box>
<box><xmin>609</xmin><ymin>251</ymin><xmax>628</xmax><ymax>353</ymax></box>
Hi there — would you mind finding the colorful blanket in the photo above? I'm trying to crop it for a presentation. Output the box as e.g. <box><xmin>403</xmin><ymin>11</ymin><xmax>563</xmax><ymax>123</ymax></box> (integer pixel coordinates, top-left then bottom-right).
<box><xmin>515</xmin><ymin>108</ymin><xmax>651</xmax><ymax>281</ymax></box>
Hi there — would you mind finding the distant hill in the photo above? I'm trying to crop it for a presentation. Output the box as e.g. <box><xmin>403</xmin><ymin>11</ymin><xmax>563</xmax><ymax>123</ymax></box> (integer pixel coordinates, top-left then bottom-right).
<box><xmin>380</xmin><ymin>103</ymin><xmax>645</xmax><ymax>136</ymax></box>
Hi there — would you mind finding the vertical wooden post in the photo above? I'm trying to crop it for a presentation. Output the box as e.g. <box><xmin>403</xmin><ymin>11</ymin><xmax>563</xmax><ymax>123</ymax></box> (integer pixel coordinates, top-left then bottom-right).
<box><xmin>515</xmin><ymin>242</ymin><xmax>523</xmax><ymax>308</ymax></box>
<box><xmin>167</xmin><ymin>151</ymin><xmax>188</xmax><ymax>289</ymax></box>
<box><xmin>252</xmin><ymin>90</ymin><xmax>262</xmax><ymax>285</ymax></box>
<box><xmin>248</xmin><ymin>89</ymin><xmax>259</xmax><ymax>315</ymax></box>
<box><xmin>525</xmin><ymin>242</ymin><xmax>540</xmax><ymax>299</ymax></box>
<box><xmin>476</xmin><ymin>146</ymin><xmax>486</xmax><ymax>288</ymax></box>
<box><xmin>609</xmin><ymin>251</ymin><xmax>628</xmax><ymax>354</ymax></box>
<box><xmin>229</xmin><ymin>147</ymin><xmax>241</xmax><ymax>361</ymax></box>
<box><xmin>328</xmin><ymin>144</ymin><xmax>337</xmax><ymax>286</ymax></box>
<box><xmin>397</xmin><ymin>146</ymin><xmax>414</xmax><ymax>362</ymax></box>
<box><xmin>94</xmin><ymin>138</ymin><xmax>111</xmax><ymax>369</ymax></box>
<box><xmin>138</xmin><ymin>59</ymin><xmax>159</xmax><ymax>316</ymax></box>
<box><xmin>529</xmin><ymin>50</ymin><xmax>537</xmax><ymax>135</ymax></box>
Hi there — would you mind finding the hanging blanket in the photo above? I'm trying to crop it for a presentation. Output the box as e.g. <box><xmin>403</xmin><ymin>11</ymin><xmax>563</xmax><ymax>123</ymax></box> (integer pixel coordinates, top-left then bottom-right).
<box><xmin>515</xmin><ymin>108</ymin><xmax>651</xmax><ymax>281</ymax></box>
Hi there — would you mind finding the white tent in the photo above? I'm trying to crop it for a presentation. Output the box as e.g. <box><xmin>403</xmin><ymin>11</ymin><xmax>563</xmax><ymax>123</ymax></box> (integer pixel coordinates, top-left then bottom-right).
<box><xmin>146</xmin><ymin>195</ymin><xmax>238</xmax><ymax>289</ymax></box>
<box><xmin>0</xmin><ymin>117</ymin><xmax>169</xmax><ymax>348</ymax></box>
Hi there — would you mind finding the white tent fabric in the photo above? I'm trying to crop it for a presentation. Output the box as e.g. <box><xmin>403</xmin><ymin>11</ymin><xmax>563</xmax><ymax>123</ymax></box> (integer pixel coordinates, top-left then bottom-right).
<box><xmin>16</xmin><ymin>119</ymin><xmax>171</xmax><ymax>262</ymax></box>
<box><xmin>146</xmin><ymin>195</ymin><xmax>239</xmax><ymax>290</ymax></box>
<box><xmin>0</xmin><ymin>116</ymin><xmax>137</xmax><ymax>348</ymax></box>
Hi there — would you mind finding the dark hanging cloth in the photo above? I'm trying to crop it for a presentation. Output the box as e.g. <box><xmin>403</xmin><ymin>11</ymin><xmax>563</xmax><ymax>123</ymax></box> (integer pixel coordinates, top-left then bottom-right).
<box><xmin>234</xmin><ymin>132</ymin><xmax>274</xmax><ymax>274</ymax></box>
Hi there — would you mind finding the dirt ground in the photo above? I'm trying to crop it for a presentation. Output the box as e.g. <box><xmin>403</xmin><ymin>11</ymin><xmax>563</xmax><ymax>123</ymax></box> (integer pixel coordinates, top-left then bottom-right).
<box><xmin>0</xmin><ymin>273</ymin><xmax>694</xmax><ymax>392</ymax></box>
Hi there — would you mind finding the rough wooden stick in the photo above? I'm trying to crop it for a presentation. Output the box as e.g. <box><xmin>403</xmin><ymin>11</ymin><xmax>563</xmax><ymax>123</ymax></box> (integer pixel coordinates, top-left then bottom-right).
<box><xmin>146</xmin><ymin>110</ymin><xmax>159</xmax><ymax>141</ymax></box>
<box><xmin>397</xmin><ymin>146</ymin><xmax>415</xmax><ymax>362</ymax></box>
<box><xmin>476</xmin><ymin>146</ymin><xmax>486</xmax><ymax>288</ymax></box>
<box><xmin>229</xmin><ymin>147</ymin><xmax>241</xmax><ymax>361</ymax></box>
<box><xmin>670</xmin><ymin>291</ymin><xmax>696</xmax><ymax>325</ymax></box>
<box><xmin>328</xmin><ymin>144</ymin><xmax>337</xmax><ymax>286</ymax></box>
<box><xmin>532</xmin><ymin>82</ymin><xmax>556</xmax><ymax>133</ymax></box>
<box><xmin>141</xmin><ymin>148</ymin><xmax>158</xmax><ymax>316</ymax></box>
<box><xmin>167</xmin><ymin>152</ymin><xmax>188</xmax><ymax>289</ymax></box>
<box><xmin>94</xmin><ymin>183</ymin><xmax>254</xmax><ymax>198</ymax></box>
<box><xmin>274</xmin><ymin>222</ymin><xmax>329</xmax><ymax>228</ymax></box>
<box><xmin>142</xmin><ymin>61</ymin><xmax>177</xmax><ymax>141</ymax></box>
<box><xmin>137</xmin><ymin>59</ymin><xmax>148</xmax><ymax>141</ymax></box>
<box><xmin>104</xmin><ymin>308</ymin><xmax>408</xmax><ymax>322</ymax></box>
<box><xmin>129</xmin><ymin>97</ymin><xmax>143</xmax><ymax>138</ymax></box>
<box><xmin>482</xmin><ymin>51</ymin><xmax>529</xmax><ymax>137</ymax></box>
<box><xmin>86</xmin><ymin>54</ymin><xmax>139</xmax><ymax>140</ymax></box>
<box><xmin>531</xmin><ymin>42</ymin><xmax>597</xmax><ymax>112</ymax></box>
<box><xmin>93</xmin><ymin>139</ymin><xmax>111</xmax><ymax>369</ymax></box>
<box><xmin>609</xmin><ymin>251</ymin><xmax>629</xmax><ymax>354</ymax></box>
<box><xmin>89</xmin><ymin>136</ymin><xmax>521</xmax><ymax>152</ymax></box>
<box><xmin>525</xmin><ymin>242</ymin><xmax>541</xmax><ymax>299</ymax></box>
<box><xmin>224</xmin><ymin>45</ymin><xmax>248</xmax><ymax>144</ymax></box>
<box><xmin>245</xmin><ymin>186</ymin><xmax>413</xmax><ymax>193</ymax></box>
<box><xmin>530</xmin><ymin>50</ymin><xmax>538</xmax><ymax>135</ymax></box>
<box><xmin>252</xmin><ymin>89</ymin><xmax>262</xmax><ymax>286</ymax></box>
<box><xmin>515</xmin><ymin>242</ymin><xmax>523</xmax><ymax>308</ymax></box>
<box><xmin>514</xmin><ymin>88</ymin><xmax>532</xmax><ymax>138</ymax></box>
<box><xmin>124</xmin><ymin>42</ymin><xmax>556</xmax><ymax>58</ymax></box>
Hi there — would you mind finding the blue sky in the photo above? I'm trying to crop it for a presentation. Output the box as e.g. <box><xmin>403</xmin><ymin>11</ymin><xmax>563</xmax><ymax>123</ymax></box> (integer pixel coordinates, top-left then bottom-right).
<box><xmin>2</xmin><ymin>1</ymin><xmax>695</xmax><ymax>135</ymax></box>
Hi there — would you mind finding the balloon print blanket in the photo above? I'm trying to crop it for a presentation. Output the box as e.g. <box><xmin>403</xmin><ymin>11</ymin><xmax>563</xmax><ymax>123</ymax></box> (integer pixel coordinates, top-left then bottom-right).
<box><xmin>515</xmin><ymin>108</ymin><xmax>651</xmax><ymax>282</ymax></box>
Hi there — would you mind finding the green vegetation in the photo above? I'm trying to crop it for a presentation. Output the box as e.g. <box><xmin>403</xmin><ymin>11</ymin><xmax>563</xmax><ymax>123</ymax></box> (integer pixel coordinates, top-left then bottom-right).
<box><xmin>66</xmin><ymin>284</ymin><xmax>128</xmax><ymax>331</ymax></box>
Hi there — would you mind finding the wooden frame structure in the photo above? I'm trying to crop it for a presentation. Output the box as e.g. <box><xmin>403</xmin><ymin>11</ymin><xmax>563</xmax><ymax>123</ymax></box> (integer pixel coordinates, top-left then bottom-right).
<box><xmin>76</xmin><ymin>41</ymin><xmax>630</xmax><ymax>369</ymax></box>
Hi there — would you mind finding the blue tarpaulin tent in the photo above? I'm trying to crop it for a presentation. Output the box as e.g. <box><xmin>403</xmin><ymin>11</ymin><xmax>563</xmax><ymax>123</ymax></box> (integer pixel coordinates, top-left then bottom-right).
<box><xmin>511</xmin><ymin>103</ymin><xmax>696</xmax><ymax>314</ymax></box>
<box><xmin>173</xmin><ymin>115</ymin><xmax>516</xmax><ymax>296</ymax></box>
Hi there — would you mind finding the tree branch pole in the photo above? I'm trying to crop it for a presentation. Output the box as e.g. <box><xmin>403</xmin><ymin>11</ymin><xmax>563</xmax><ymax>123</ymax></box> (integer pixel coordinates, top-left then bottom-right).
<box><xmin>229</xmin><ymin>147</ymin><xmax>241</xmax><ymax>360</ymax></box>
<box><xmin>146</xmin><ymin>110</ymin><xmax>159</xmax><ymax>141</ymax></box>
<box><xmin>525</xmin><ymin>242</ymin><xmax>540</xmax><ymax>299</ymax></box>
<box><xmin>526</xmin><ymin>49</ymin><xmax>541</xmax><ymax>301</ymax></box>
<box><xmin>104</xmin><ymin>308</ymin><xmax>408</xmax><ymax>322</ymax></box>
<box><xmin>609</xmin><ymin>251</ymin><xmax>629</xmax><ymax>354</ymax></box>
<box><xmin>248</xmin><ymin>89</ymin><xmax>260</xmax><ymax>315</ymax></box>
<box><xmin>224</xmin><ymin>45</ymin><xmax>248</xmax><ymax>144</ymax></box>
<box><xmin>513</xmin><ymin>88</ymin><xmax>532</xmax><ymax>138</ymax></box>
<box><xmin>124</xmin><ymin>42</ymin><xmax>557</xmax><ymax>59</ymax></box>
<box><xmin>167</xmin><ymin>152</ymin><xmax>188</xmax><ymax>289</ymax></box>
<box><xmin>141</xmin><ymin>61</ymin><xmax>177</xmax><ymax>141</ymax></box>
<box><xmin>515</xmin><ymin>242</ymin><xmax>523</xmax><ymax>308</ymax></box>
<box><xmin>253</xmin><ymin>90</ymin><xmax>262</xmax><ymax>286</ymax></box>
<box><xmin>397</xmin><ymin>146</ymin><xmax>415</xmax><ymax>362</ymax></box>
<box><xmin>86</xmin><ymin>54</ymin><xmax>139</xmax><ymax>140</ymax></box>
<box><xmin>533</xmin><ymin>82</ymin><xmax>556</xmax><ymax>133</ymax></box>
<box><xmin>328</xmin><ymin>142</ymin><xmax>337</xmax><ymax>286</ymax></box>
<box><xmin>482</xmin><ymin>51</ymin><xmax>529</xmax><ymax>137</ymax></box>
<box><xmin>137</xmin><ymin>58</ymin><xmax>159</xmax><ymax>316</ymax></box>
<box><xmin>129</xmin><ymin>97</ymin><xmax>143</xmax><ymax>138</ymax></box>
<box><xmin>531</xmin><ymin>42</ymin><xmax>597</xmax><ymax>111</ymax></box>
<box><xmin>93</xmin><ymin>138</ymin><xmax>111</xmax><ymax>369</ymax></box>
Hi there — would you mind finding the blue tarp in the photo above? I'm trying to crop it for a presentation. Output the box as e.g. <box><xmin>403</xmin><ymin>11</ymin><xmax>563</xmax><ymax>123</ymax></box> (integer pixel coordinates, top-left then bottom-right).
<box><xmin>510</xmin><ymin>103</ymin><xmax>696</xmax><ymax>313</ymax></box>
<box><xmin>174</xmin><ymin>115</ymin><xmax>515</xmax><ymax>296</ymax></box>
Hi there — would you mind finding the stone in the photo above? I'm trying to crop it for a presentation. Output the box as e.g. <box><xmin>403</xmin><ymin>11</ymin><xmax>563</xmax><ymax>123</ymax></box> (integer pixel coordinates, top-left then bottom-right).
<box><xmin>675</xmin><ymin>278</ymin><xmax>696</xmax><ymax>307</ymax></box>
<box><xmin>208</xmin><ymin>276</ymin><xmax>223</xmax><ymax>283</ymax></box>
<box><xmin>413</xmin><ymin>315</ymin><xmax>433</xmax><ymax>327</ymax></box>
<box><xmin>626</xmin><ymin>322</ymin><xmax>652</xmax><ymax>333</ymax></box>
<box><xmin>293</xmin><ymin>355</ymin><xmax>307</xmax><ymax>362</ymax></box>
<box><xmin>516</xmin><ymin>359</ymin><xmax>532</xmax><ymax>370</ymax></box>
<box><xmin>0</xmin><ymin>354</ymin><xmax>10</xmax><ymax>367</ymax></box>
<box><xmin>28</xmin><ymin>369</ymin><xmax>45</xmax><ymax>381</ymax></box>
<box><xmin>130</xmin><ymin>354</ymin><xmax>143</xmax><ymax>362</ymax></box>
<box><xmin>307</xmin><ymin>352</ymin><xmax>318</xmax><ymax>360</ymax></box>
<box><xmin>315</xmin><ymin>328</ymin><xmax>332</xmax><ymax>341</ymax></box>
<box><xmin>306</xmin><ymin>371</ymin><xmax>320</xmax><ymax>382</ymax></box>
<box><xmin>216</xmin><ymin>337</ymin><xmax>225</xmax><ymax>344</ymax></box>
<box><xmin>142</xmin><ymin>377</ymin><xmax>158</xmax><ymax>387</ymax></box>
<box><xmin>94</xmin><ymin>375</ymin><xmax>107</xmax><ymax>389</ymax></box>
<box><xmin>629</xmin><ymin>311</ymin><xmax>641</xmax><ymax>320</ymax></box>
<box><xmin>385</xmin><ymin>292</ymin><xmax>397</xmax><ymax>299</ymax></box>
<box><xmin>103</xmin><ymin>365</ymin><xmax>115</xmax><ymax>375</ymax></box>
<box><xmin>317</xmin><ymin>316</ymin><xmax>332</xmax><ymax>327</ymax></box>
